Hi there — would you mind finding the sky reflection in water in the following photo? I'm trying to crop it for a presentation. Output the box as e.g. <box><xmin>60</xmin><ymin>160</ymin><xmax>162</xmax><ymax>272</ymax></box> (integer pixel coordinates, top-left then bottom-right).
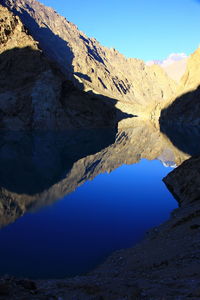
<box><xmin>0</xmin><ymin>157</ymin><xmax>177</xmax><ymax>279</ymax></box>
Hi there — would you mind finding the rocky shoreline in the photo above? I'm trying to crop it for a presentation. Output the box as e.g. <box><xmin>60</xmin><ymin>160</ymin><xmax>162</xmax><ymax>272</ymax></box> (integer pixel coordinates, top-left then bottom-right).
<box><xmin>0</xmin><ymin>156</ymin><xmax>199</xmax><ymax>299</ymax></box>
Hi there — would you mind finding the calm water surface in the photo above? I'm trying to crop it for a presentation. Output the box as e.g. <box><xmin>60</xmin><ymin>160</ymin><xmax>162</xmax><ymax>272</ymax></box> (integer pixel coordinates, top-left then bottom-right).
<box><xmin>0</xmin><ymin>124</ymin><xmax>192</xmax><ymax>279</ymax></box>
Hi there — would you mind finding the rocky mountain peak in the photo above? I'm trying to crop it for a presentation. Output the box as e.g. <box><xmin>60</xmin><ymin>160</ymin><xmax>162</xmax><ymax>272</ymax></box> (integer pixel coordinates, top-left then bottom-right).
<box><xmin>1</xmin><ymin>3</ymin><xmax>134</xmax><ymax>130</ymax></box>
<box><xmin>1</xmin><ymin>0</ymin><xmax>177</xmax><ymax>116</ymax></box>
<box><xmin>0</xmin><ymin>4</ymin><xmax>38</xmax><ymax>52</ymax></box>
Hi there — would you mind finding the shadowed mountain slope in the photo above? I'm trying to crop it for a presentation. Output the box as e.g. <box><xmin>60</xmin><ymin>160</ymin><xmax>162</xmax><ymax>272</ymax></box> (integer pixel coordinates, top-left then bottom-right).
<box><xmin>159</xmin><ymin>48</ymin><xmax>200</xmax><ymax>126</ymax></box>
<box><xmin>0</xmin><ymin>5</ymin><xmax>135</xmax><ymax>129</ymax></box>
<box><xmin>160</xmin><ymin>86</ymin><xmax>200</xmax><ymax>127</ymax></box>
<box><xmin>1</xmin><ymin>0</ymin><xmax>178</xmax><ymax>118</ymax></box>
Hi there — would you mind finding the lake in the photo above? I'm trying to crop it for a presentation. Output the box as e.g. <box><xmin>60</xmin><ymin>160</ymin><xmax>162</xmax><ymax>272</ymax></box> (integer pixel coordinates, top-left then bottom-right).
<box><xmin>0</xmin><ymin>121</ymin><xmax>194</xmax><ymax>279</ymax></box>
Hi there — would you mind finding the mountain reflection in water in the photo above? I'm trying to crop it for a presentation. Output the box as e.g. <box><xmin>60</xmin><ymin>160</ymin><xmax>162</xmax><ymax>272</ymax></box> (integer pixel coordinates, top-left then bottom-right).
<box><xmin>0</xmin><ymin>120</ymin><xmax>198</xmax><ymax>278</ymax></box>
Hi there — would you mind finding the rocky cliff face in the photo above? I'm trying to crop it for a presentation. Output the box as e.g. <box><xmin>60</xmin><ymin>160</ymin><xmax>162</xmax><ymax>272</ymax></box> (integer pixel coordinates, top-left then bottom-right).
<box><xmin>1</xmin><ymin>0</ymin><xmax>177</xmax><ymax>118</ymax></box>
<box><xmin>0</xmin><ymin>4</ymin><xmax>37</xmax><ymax>51</ymax></box>
<box><xmin>160</xmin><ymin>48</ymin><xmax>200</xmax><ymax>126</ymax></box>
<box><xmin>164</xmin><ymin>155</ymin><xmax>200</xmax><ymax>207</ymax></box>
<box><xmin>0</xmin><ymin>5</ymin><xmax>133</xmax><ymax>129</ymax></box>
<box><xmin>180</xmin><ymin>47</ymin><xmax>200</xmax><ymax>92</ymax></box>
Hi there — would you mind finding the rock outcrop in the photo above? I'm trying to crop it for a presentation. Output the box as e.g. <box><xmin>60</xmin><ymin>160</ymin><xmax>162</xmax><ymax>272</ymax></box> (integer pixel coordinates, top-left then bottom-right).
<box><xmin>0</xmin><ymin>5</ymin><xmax>133</xmax><ymax>129</ymax></box>
<box><xmin>1</xmin><ymin>0</ymin><xmax>178</xmax><ymax>119</ymax></box>
<box><xmin>180</xmin><ymin>47</ymin><xmax>200</xmax><ymax>92</ymax></box>
<box><xmin>160</xmin><ymin>47</ymin><xmax>200</xmax><ymax>126</ymax></box>
<box><xmin>164</xmin><ymin>155</ymin><xmax>200</xmax><ymax>206</ymax></box>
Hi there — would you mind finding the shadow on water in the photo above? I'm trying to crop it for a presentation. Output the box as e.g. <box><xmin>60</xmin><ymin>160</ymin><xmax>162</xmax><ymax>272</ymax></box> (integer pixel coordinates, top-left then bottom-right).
<box><xmin>0</xmin><ymin>128</ymin><xmax>121</xmax><ymax>229</ymax></box>
<box><xmin>0</xmin><ymin>129</ymin><xmax>117</xmax><ymax>195</ymax></box>
<box><xmin>0</xmin><ymin>125</ymin><xmax>180</xmax><ymax>279</ymax></box>
<box><xmin>160</xmin><ymin>124</ymin><xmax>200</xmax><ymax>157</ymax></box>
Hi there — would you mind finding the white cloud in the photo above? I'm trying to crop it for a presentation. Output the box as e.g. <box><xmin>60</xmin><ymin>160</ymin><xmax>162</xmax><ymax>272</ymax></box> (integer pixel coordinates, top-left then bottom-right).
<box><xmin>162</xmin><ymin>53</ymin><xmax>187</xmax><ymax>66</ymax></box>
<box><xmin>146</xmin><ymin>53</ymin><xmax>187</xmax><ymax>67</ymax></box>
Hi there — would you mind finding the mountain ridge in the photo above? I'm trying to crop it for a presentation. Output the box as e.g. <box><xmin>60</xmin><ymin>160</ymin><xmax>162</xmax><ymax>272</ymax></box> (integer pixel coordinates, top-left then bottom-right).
<box><xmin>0</xmin><ymin>4</ymin><xmax>136</xmax><ymax>129</ymax></box>
<box><xmin>1</xmin><ymin>0</ymin><xmax>178</xmax><ymax>119</ymax></box>
<box><xmin>1</xmin><ymin>0</ymin><xmax>199</xmax><ymax>127</ymax></box>
<box><xmin>160</xmin><ymin>47</ymin><xmax>200</xmax><ymax>126</ymax></box>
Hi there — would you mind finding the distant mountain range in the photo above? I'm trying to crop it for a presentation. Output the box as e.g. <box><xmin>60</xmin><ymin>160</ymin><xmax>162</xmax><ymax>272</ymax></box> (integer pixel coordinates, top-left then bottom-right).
<box><xmin>147</xmin><ymin>53</ymin><xmax>187</xmax><ymax>67</ymax></box>
<box><xmin>146</xmin><ymin>53</ymin><xmax>188</xmax><ymax>81</ymax></box>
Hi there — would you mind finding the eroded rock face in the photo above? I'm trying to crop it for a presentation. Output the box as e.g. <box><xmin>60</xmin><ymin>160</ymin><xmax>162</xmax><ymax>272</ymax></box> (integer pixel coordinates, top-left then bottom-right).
<box><xmin>0</xmin><ymin>5</ymin><xmax>132</xmax><ymax>129</ymax></box>
<box><xmin>1</xmin><ymin>0</ymin><xmax>177</xmax><ymax>118</ymax></box>
<box><xmin>160</xmin><ymin>48</ymin><xmax>200</xmax><ymax>126</ymax></box>
<box><xmin>0</xmin><ymin>4</ymin><xmax>38</xmax><ymax>50</ymax></box>
<box><xmin>164</xmin><ymin>156</ymin><xmax>200</xmax><ymax>206</ymax></box>
<box><xmin>180</xmin><ymin>48</ymin><xmax>200</xmax><ymax>92</ymax></box>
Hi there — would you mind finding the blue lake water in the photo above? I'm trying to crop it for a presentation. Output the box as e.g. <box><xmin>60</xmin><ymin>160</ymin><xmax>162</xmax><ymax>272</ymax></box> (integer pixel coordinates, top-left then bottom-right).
<box><xmin>0</xmin><ymin>127</ymin><xmax>182</xmax><ymax>279</ymax></box>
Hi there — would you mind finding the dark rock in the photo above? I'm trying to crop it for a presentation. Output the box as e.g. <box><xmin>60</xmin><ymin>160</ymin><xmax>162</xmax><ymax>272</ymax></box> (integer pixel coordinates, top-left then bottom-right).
<box><xmin>0</xmin><ymin>282</ymin><xmax>10</xmax><ymax>296</ymax></box>
<box><xmin>1</xmin><ymin>0</ymin><xmax>177</xmax><ymax>120</ymax></box>
<box><xmin>16</xmin><ymin>279</ymin><xmax>37</xmax><ymax>290</ymax></box>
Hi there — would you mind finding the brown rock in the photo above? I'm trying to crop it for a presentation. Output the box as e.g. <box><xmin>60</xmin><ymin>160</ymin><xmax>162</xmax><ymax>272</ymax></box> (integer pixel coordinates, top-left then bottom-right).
<box><xmin>2</xmin><ymin>0</ymin><xmax>177</xmax><ymax>119</ymax></box>
<box><xmin>163</xmin><ymin>156</ymin><xmax>200</xmax><ymax>207</ymax></box>
<box><xmin>160</xmin><ymin>47</ymin><xmax>200</xmax><ymax>126</ymax></box>
<box><xmin>0</xmin><ymin>5</ymin><xmax>127</xmax><ymax>130</ymax></box>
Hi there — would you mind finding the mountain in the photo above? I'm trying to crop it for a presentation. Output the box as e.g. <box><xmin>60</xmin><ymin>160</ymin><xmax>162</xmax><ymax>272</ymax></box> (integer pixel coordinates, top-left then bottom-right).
<box><xmin>162</xmin><ymin>57</ymin><xmax>188</xmax><ymax>82</ymax></box>
<box><xmin>160</xmin><ymin>47</ymin><xmax>200</xmax><ymax>126</ymax></box>
<box><xmin>147</xmin><ymin>53</ymin><xmax>187</xmax><ymax>66</ymax></box>
<box><xmin>1</xmin><ymin>0</ymin><xmax>177</xmax><ymax>120</ymax></box>
<box><xmin>180</xmin><ymin>47</ymin><xmax>200</xmax><ymax>91</ymax></box>
<box><xmin>0</xmin><ymin>4</ymin><xmax>134</xmax><ymax>129</ymax></box>
<box><xmin>147</xmin><ymin>53</ymin><xmax>188</xmax><ymax>82</ymax></box>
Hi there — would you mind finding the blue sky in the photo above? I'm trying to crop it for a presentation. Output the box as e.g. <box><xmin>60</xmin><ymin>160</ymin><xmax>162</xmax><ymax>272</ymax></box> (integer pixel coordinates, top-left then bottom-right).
<box><xmin>40</xmin><ymin>0</ymin><xmax>200</xmax><ymax>61</ymax></box>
